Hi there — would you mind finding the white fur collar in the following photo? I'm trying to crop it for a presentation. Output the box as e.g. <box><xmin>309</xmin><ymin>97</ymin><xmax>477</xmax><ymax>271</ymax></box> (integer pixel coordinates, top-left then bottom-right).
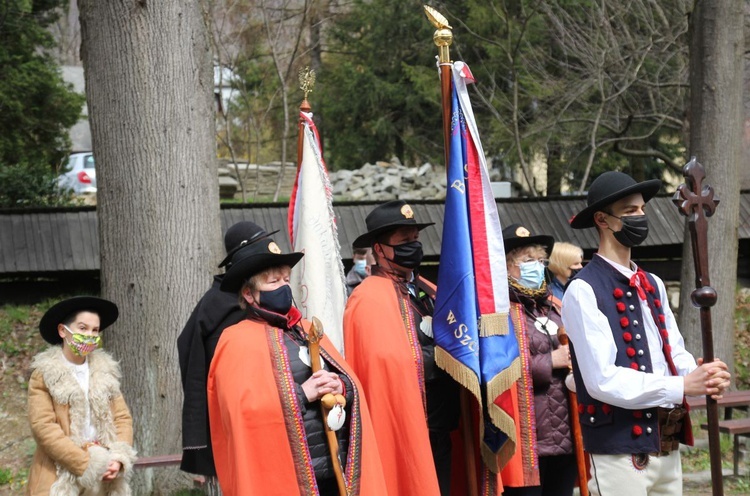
<box><xmin>30</xmin><ymin>347</ymin><xmax>123</xmax><ymax>446</ymax></box>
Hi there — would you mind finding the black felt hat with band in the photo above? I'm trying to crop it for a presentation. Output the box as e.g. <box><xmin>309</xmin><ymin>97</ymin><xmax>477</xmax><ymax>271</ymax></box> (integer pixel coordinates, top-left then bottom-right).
<box><xmin>570</xmin><ymin>171</ymin><xmax>661</xmax><ymax>229</ymax></box>
<box><xmin>218</xmin><ymin>221</ymin><xmax>280</xmax><ymax>268</ymax></box>
<box><xmin>352</xmin><ymin>200</ymin><xmax>435</xmax><ymax>248</ymax></box>
<box><xmin>502</xmin><ymin>223</ymin><xmax>554</xmax><ymax>254</ymax></box>
<box><xmin>220</xmin><ymin>237</ymin><xmax>303</xmax><ymax>293</ymax></box>
<box><xmin>39</xmin><ymin>296</ymin><xmax>119</xmax><ymax>345</ymax></box>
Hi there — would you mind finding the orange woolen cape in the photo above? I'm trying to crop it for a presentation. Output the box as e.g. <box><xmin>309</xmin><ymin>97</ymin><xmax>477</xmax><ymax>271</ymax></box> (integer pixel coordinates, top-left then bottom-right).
<box><xmin>207</xmin><ymin>318</ymin><xmax>387</xmax><ymax>496</ymax></box>
<box><xmin>343</xmin><ymin>275</ymin><xmax>441</xmax><ymax>495</ymax></box>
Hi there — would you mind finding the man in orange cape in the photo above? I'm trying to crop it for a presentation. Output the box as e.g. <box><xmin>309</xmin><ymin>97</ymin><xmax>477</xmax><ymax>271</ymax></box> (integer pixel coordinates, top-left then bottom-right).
<box><xmin>208</xmin><ymin>235</ymin><xmax>386</xmax><ymax>495</ymax></box>
<box><xmin>344</xmin><ymin>200</ymin><xmax>462</xmax><ymax>495</ymax></box>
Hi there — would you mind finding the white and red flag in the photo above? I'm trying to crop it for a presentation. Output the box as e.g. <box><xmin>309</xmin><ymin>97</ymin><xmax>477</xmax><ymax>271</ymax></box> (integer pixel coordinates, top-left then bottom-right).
<box><xmin>288</xmin><ymin>111</ymin><xmax>348</xmax><ymax>354</ymax></box>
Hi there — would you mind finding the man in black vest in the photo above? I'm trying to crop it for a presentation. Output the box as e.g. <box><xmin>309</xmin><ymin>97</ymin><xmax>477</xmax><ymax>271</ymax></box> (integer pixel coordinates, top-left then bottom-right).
<box><xmin>561</xmin><ymin>171</ymin><xmax>730</xmax><ymax>495</ymax></box>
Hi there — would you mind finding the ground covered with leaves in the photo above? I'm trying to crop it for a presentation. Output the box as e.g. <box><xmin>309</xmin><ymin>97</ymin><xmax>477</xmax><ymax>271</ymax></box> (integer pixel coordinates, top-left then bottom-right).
<box><xmin>0</xmin><ymin>301</ymin><xmax>51</xmax><ymax>494</ymax></box>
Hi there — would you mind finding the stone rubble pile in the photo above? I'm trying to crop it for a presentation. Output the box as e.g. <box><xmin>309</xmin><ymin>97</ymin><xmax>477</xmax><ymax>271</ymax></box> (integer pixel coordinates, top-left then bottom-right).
<box><xmin>328</xmin><ymin>158</ymin><xmax>447</xmax><ymax>201</ymax></box>
<box><xmin>218</xmin><ymin>157</ymin><xmax>503</xmax><ymax>201</ymax></box>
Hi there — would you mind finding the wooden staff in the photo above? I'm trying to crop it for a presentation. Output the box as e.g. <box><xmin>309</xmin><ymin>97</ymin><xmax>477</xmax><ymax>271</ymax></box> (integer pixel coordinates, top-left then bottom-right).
<box><xmin>672</xmin><ymin>157</ymin><xmax>722</xmax><ymax>496</ymax></box>
<box><xmin>557</xmin><ymin>328</ymin><xmax>589</xmax><ymax>496</ymax></box>
<box><xmin>308</xmin><ymin>317</ymin><xmax>348</xmax><ymax>496</ymax></box>
<box><xmin>424</xmin><ymin>7</ymin><xmax>479</xmax><ymax>496</ymax></box>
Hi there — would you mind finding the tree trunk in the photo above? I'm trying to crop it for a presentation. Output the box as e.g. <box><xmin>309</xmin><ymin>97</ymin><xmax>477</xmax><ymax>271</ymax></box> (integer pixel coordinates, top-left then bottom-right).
<box><xmin>78</xmin><ymin>2</ymin><xmax>221</xmax><ymax>493</ymax></box>
<box><xmin>680</xmin><ymin>0</ymin><xmax>743</xmax><ymax>379</ymax></box>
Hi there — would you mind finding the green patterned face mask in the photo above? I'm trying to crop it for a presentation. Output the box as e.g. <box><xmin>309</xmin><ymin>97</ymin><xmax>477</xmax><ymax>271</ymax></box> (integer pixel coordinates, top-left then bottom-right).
<box><xmin>63</xmin><ymin>325</ymin><xmax>101</xmax><ymax>356</ymax></box>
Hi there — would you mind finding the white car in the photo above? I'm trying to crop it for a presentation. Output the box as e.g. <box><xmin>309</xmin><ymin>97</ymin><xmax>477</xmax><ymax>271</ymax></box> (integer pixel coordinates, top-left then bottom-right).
<box><xmin>58</xmin><ymin>152</ymin><xmax>96</xmax><ymax>194</ymax></box>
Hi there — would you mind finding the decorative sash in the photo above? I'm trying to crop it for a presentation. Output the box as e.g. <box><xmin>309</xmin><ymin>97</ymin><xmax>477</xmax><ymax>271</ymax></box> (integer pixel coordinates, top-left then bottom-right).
<box><xmin>267</xmin><ymin>326</ymin><xmax>318</xmax><ymax>495</ymax></box>
<box><xmin>509</xmin><ymin>303</ymin><xmax>540</xmax><ymax>485</ymax></box>
<box><xmin>395</xmin><ymin>281</ymin><xmax>427</xmax><ymax>414</ymax></box>
<box><xmin>267</xmin><ymin>324</ymin><xmax>367</xmax><ymax>495</ymax></box>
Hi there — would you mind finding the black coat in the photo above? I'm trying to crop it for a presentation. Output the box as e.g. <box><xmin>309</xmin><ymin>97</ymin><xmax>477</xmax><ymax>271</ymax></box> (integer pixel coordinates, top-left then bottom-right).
<box><xmin>177</xmin><ymin>275</ymin><xmax>245</xmax><ymax>476</ymax></box>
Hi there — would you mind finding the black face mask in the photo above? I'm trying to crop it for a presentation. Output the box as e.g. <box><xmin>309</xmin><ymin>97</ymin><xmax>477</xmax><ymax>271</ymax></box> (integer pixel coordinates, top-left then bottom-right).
<box><xmin>381</xmin><ymin>240</ymin><xmax>424</xmax><ymax>269</ymax></box>
<box><xmin>258</xmin><ymin>285</ymin><xmax>293</xmax><ymax>315</ymax></box>
<box><xmin>609</xmin><ymin>214</ymin><xmax>649</xmax><ymax>247</ymax></box>
<box><xmin>569</xmin><ymin>268</ymin><xmax>581</xmax><ymax>279</ymax></box>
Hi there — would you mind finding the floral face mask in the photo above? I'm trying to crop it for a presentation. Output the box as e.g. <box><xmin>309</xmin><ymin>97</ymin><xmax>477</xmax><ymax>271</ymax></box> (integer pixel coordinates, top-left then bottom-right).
<box><xmin>63</xmin><ymin>325</ymin><xmax>101</xmax><ymax>357</ymax></box>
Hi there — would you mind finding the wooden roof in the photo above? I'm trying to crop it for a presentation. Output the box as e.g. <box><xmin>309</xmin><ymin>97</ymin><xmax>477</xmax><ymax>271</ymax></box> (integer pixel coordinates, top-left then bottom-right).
<box><xmin>1</xmin><ymin>192</ymin><xmax>748</xmax><ymax>276</ymax></box>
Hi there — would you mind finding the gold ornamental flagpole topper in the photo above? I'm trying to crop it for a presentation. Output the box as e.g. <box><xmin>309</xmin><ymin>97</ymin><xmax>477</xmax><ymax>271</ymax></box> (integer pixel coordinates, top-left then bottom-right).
<box><xmin>299</xmin><ymin>66</ymin><xmax>316</xmax><ymax>105</ymax></box>
<box><xmin>424</xmin><ymin>5</ymin><xmax>453</xmax><ymax>63</ymax></box>
<box><xmin>424</xmin><ymin>5</ymin><xmax>454</xmax><ymax>169</ymax></box>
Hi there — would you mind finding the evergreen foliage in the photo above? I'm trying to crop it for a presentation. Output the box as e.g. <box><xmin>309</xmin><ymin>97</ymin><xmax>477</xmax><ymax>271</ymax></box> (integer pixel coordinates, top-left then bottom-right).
<box><xmin>0</xmin><ymin>0</ymin><xmax>84</xmax><ymax>207</ymax></box>
<box><xmin>319</xmin><ymin>0</ymin><xmax>444</xmax><ymax>169</ymax></box>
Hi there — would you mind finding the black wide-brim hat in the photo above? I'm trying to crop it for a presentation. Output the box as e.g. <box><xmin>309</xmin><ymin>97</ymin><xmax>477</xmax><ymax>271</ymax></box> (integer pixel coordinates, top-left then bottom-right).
<box><xmin>39</xmin><ymin>296</ymin><xmax>119</xmax><ymax>345</ymax></box>
<box><xmin>502</xmin><ymin>223</ymin><xmax>555</xmax><ymax>254</ymax></box>
<box><xmin>220</xmin><ymin>237</ymin><xmax>304</xmax><ymax>293</ymax></box>
<box><xmin>352</xmin><ymin>200</ymin><xmax>435</xmax><ymax>248</ymax></box>
<box><xmin>218</xmin><ymin>221</ymin><xmax>280</xmax><ymax>268</ymax></box>
<box><xmin>570</xmin><ymin>171</ymin><xmax>661</xmax><ymax>229</ymax></box>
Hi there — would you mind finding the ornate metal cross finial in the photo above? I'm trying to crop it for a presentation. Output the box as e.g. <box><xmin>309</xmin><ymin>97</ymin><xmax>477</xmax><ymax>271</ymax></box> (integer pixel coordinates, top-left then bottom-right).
<box><xmin>672</xmin><ymin>157</ymin><xmax>720</xmax><ymax>306</ymax></box>
<box><xmin>299</xmin><ymin>66</ymin><xmax>316</xmax><ymax>101</ymax></box>
<box><xmin>673</xmin><ymin>157</ymin><xmax>719</xmax><ymax>219</ymax></box>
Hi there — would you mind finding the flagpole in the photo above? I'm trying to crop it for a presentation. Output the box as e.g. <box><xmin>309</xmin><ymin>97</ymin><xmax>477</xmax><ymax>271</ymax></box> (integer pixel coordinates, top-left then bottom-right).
<box><xmin>295</xmin><ymin>71</ymin><xmax>348</xmax><ymax>496</ymax></box>
<box><xmin>425</xmin><ymin>7</ymin><xmax>479</xmax><ymax>496</ymax></box>
<box><xmin>425</xmin><ymin>6</ymin><xmax>454</xmax><ymax>167</ymax></box>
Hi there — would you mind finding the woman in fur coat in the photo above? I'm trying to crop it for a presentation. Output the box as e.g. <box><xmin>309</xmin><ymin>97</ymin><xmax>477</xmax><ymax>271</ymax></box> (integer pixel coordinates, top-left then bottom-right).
<box><xmin>26</xmin><ymin>296</ymin><xmax>136</xmax><ymax>496</ymax></box>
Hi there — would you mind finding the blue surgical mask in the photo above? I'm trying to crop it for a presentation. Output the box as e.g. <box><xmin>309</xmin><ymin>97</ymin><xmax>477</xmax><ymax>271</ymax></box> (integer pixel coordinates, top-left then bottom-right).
<box><xmin>353</xmin><ymin>259</ymin><xmax>367</xmax><ymax>276</ymax></box>
<box><xmin>518</xmin><ymin>261</ymin><xmax>546</xmax><ymax>289</ymax></box>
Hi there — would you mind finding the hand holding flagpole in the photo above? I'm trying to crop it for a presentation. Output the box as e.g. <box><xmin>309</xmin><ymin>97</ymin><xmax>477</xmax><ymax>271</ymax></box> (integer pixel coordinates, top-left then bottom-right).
<box><xmin>672</xmin><ymin>157</ymin><xmax>723</xmax><ymax>496</ymax></box>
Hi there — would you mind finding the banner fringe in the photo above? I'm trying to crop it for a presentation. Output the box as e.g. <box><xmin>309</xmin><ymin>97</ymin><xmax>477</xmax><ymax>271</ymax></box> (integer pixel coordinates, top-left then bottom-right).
<box><xmin>435</xmin><ymin>347</ymin><xmax>481</xmax><ymax>404</ymax></box>
<box><xmin>480</xmin><ymin>438</ymin><xmax>517</xmax><ymax>475</ymax></box>
<box><xmin>485</xmin><ymin>357</ymin><xmax>521</xmax><ymax>442</ymax></box>
<box><xmin>481</xmin><ymin>439</ymin><xmax>500</xmax><ymax>474</ymax></box>
<box><xmin>479</xmin><ymin>312</ymin><xmax>510</xmax><ymax>337</ymax></box>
